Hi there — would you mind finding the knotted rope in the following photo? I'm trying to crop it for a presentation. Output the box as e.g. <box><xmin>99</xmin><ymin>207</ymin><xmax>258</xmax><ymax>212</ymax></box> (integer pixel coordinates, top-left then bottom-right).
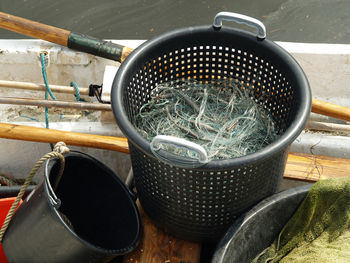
<box><xmin>0</xmin><ymin>142</ymin><xmax>70</xmax><ymax>242</ymax></box>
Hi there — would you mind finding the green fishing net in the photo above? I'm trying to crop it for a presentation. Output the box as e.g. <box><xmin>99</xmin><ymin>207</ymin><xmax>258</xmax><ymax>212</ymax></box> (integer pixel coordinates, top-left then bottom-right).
<box><xmin>135</xmin><ymin>79</ymin><xmax>278</xmax><ymax>160</ymax></box>
<box><xmin>252</xmin><ymin>177</ymin><xmax>350</xmax><ymax>263</ymax></box>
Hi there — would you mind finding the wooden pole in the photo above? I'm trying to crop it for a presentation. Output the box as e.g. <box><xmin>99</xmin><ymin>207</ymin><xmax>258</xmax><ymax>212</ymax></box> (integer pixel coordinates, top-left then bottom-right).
<box><xmin>0</xmin><ymin>97</ymin><xmax>111</xmax><ymax>111</ymax></box>
<box><xmin>306</xmin><ymin>120</ymin><xmax>350</xmax><ymax>133</ymax></box>
<box><xmin>312</xmin><ymin>98</ymin><xmax>350</xmax><ymax>122</ymax></box>
<box><xmin>2</xmin><ymin>14</ymin><xmax>350</xmax><ymax>121</ymax></box>
<box><xmin>0</xmin><ymin>80</ymin><xmax>90</xmax><ymax>95</ymax></box>
<box><xmin>0</xmin><ymin>12</ymin><xmax>70</xmax><ymax>46</ymax></box>
<box><xmin>0</xmin><ymin>122</ymin><xmax>129</xmax><ymax>154</ymax></box>
<box><xmin>2</xmin><ymin>81</ymin><xmax>350</xmax><ymax>122</ymax></box>
<box><xmin>0</xmin><ymin>12</ymin><xmax>130</xmax><ymax>62</ymax></box>
<box><xmin>2</xmin><ymin>96</ymin><xmax>349</xmax><ymax>122</ymax></box>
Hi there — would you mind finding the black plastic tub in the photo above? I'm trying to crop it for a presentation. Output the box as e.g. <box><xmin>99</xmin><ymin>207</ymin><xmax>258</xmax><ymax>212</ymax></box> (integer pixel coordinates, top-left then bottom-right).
<box><xmin>212</xmin><ymin>184</ymin><xmax>313</xmax><ymax>263</ymax></box>
<box><xmin>111</xmin><ymin>11</ymin><xmax>311</xmax><ymax>242</ymax></box>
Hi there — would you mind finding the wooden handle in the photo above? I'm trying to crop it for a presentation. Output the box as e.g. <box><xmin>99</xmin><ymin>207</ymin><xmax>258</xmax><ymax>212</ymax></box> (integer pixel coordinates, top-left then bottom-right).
<box><xmin>312</xmin><ymin>98</ymin><xmax>350</xmax><ymax>122</ymax></box>
<box><xmin>121</xmin><ymin>46</ymin><xmax>134</xmax><ymax>62</ymax></box>
<box><xmin>0</xmin><ymin>122</ymin><xmax>130</xmax><ymax>154</ymax></box>
<box><xmin>0</xmin><ymin>12</ymin><xmax>70</xmax><ymax>46</ymax></box>
<box><xmin>0</xmin><ymin>11</ymin><xmax>131</xmax><ymax>62</ymax></box>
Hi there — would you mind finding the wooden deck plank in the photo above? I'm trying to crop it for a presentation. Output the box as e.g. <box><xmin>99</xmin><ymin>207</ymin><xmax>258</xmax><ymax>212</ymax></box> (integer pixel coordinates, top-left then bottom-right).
<box><xmin>284</xmin><ymin>152</ymin><xmax>350</xmax><ymax>182</ymax></box>
<box><xmin>123</xmin><ymin>201</ymin><xmax>200</xmax><ymax>263</ymax></box>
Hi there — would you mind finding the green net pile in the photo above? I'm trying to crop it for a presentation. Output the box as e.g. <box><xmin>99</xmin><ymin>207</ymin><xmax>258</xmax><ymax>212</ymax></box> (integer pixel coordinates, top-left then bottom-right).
<box><xmin>252</xmin><ymin>177</ymin><xmax>350</xmax><ymax>263</ymax></box>
<box><xmin>135</xmin><ymin>79</ymin><xmax>278</xmax><ymax>160</ymax></box>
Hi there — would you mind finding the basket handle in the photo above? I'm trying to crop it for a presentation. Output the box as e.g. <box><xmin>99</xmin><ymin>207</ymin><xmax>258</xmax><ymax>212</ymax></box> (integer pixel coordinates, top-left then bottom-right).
<box><xmin>150</xmin><ymin>135</ymin><xmax>209</xmax><ymax>168</ymax></box>
<box><xmin>213</xmin><ymin>11</ymin><xmax>266</xmax><ymax>40</ymax></box>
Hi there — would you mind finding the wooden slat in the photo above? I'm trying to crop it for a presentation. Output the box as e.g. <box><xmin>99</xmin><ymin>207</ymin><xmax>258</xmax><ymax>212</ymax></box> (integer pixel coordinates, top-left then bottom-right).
<box><xmin>284</xmin><ymin>152</ymin><xmax>350</xmax><ymax>182</ymax></box>
<box><xmin>123</xmin><ymin>201</ymin><xmax>201</xmax><ymax>263</ymax></box>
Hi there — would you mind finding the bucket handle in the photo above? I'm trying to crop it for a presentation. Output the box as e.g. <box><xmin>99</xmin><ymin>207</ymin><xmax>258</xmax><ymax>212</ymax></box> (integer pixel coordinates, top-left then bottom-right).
<box><xmin>213</xmin><ymin>11</ymin><xmax>266</xmax><ymax>40</ymax></box>
<box><xmin>44</xmin><ymin>163</ymin><xmax>61</xmax><ymax>209</ymax></box>
<box><xmin>150</xmin><ymin>135</ymin><xmax>209</xmax><ymax>168</ymax></box>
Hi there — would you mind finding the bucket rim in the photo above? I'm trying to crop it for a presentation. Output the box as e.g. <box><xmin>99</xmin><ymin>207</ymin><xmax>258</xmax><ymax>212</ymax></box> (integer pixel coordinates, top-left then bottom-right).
<box><xmin>212</xmin><ymin>184</ymin><xmax>313</xmax><ymax>262</ymax></box>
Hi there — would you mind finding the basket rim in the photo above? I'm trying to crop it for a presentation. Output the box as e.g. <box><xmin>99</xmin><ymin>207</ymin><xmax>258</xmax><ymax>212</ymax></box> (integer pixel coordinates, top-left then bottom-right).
<box><xmin>111</xmin><ymin>25</ymin><xmax>312</xmax><ymax>170</ymax></box>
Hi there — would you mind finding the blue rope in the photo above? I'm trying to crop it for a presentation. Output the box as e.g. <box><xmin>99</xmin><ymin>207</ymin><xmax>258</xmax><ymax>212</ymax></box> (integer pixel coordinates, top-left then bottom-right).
<box><xmin>40</xmin><ymin>53</ymin><xmax>57</xmax><ymax>101</ymax></box>
<box><xmin>40</xmin><ymin>53</ymin><xmax>54</xmax><ymax>130</ymax></box>
<box><xmin>45</xmin><ymin>104</ymin><xmax>49</xmax><ymax>128</ymax></box>
<box><xmin>70</xmin><ymin>81</ymin><xmax>81</xmax><ymax>101</ymax></box>
<box><xmin>40</xmin><ymin>53</ymin><xmax>83</xmax><ymax>127</ymax></box>
<box><xmin>19</xmin><ymin>115</ymin><xmax>40</xmax><ymax>122</ymax></box>
<box><xmin>40</xmin><ymin>53</ymin><xmax>55</xmax><ymax>150</ymax></box>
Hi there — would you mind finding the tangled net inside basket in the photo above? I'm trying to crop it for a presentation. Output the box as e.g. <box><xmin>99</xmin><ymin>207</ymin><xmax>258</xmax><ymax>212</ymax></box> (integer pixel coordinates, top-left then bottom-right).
<box><xmin>135</xmin><ymin>79</ymin><xmax>278</xmax><ymax>161</ymax></box>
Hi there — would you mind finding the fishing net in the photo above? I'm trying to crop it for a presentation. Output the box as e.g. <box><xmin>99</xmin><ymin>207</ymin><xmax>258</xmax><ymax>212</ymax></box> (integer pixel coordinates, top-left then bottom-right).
<box><xmin>135</xmin><ymin>79</ymin><xmax>278</xmax><ymax>161</ymax></box>
<box><xmin>252</xmin><ymin>177</ymin><xmax>350</xmax><ymax>263</ymax></box>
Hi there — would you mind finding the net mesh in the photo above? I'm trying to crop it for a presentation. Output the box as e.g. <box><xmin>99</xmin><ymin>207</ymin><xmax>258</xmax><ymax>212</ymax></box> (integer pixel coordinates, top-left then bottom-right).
<box><xmin>135</xmin><ymin>79</ymin><xmax>278</xmax><ymax>161</ymax></box>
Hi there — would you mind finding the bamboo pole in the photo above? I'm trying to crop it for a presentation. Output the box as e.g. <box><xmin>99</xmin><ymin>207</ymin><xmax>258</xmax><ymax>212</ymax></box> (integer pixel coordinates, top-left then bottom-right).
<box><xmin>0</xmin><ymin>80</ymin><xmax>90</xmax><ymax>95</ymax></box>
<box><xmin>0</xmin><ymin>122</ymin><xmax>129</xmax><ymax>153</ymax></box>
<box><xmin>0</xmin><ymin>97</ymin><xmax>111</xmax><ymax>111</ymax></box>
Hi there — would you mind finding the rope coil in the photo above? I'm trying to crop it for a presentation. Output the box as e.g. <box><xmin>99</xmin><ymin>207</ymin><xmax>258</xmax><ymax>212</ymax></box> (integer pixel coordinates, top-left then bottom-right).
<box><xmin>0</xmin><ymin>142</ymin><xmax>70</xmax><ymax>243</ymax></box>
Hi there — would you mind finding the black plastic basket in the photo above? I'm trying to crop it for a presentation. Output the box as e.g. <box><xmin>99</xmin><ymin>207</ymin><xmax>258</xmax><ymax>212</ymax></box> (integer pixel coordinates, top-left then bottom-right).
<box><xmin>111</xmin><ymin>12</ymin><xmax>311</xmax><ymax>241</ymax></box>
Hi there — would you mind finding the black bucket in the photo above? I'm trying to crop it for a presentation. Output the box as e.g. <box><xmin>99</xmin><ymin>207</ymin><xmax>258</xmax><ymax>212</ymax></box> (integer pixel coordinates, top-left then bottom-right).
<box><xmin>212</xmin><ymin>184</ymin><xmax>312</xmax><ymax>263</ymax></box>
<box><xmin>2</xmin><ymin>152</ymin><xmax>142</xmax><ymax>263</ymax></box>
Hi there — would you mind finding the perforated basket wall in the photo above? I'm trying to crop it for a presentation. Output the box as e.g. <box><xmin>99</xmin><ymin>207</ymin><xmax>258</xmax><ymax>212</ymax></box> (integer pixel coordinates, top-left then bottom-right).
<box><xmin>112</xmin><ymin>25</ymin><xmax>311</xmax><ymax>241</ymax></box>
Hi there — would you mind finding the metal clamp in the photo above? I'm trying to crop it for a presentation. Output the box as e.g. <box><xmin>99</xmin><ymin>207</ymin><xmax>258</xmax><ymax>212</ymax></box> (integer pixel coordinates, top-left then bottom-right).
<box><xmin>150</xmin><ymin>135</ymin><xmax>209</xmax><ymax>168</ymax></box>
<box><xmin>213</xmin><ymin>11</ymin><xmax>266</xmax><ymax>40</ymax></box>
